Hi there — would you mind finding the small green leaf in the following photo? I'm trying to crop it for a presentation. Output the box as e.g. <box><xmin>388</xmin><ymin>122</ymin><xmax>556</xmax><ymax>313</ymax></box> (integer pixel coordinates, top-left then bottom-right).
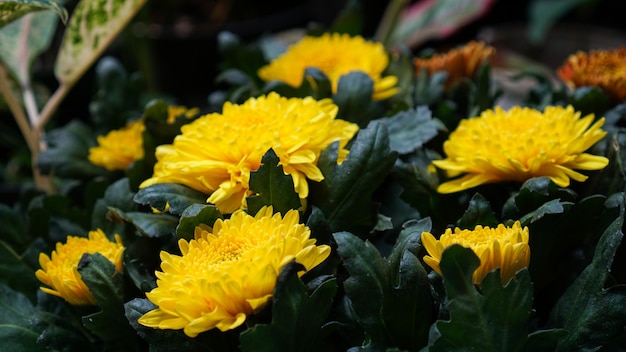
<box><xmin>430</xmin><ymin>245</ymin><xmax>534</xmax><ymax>352</ymax></box>
<box><xmin>0</xmin><ymin>239</ymin><xmax>40</xmax><ymax>302</ymax></box>
<box><xmin>381</xmin><ymin>105</ymin><xmax>445</xmax><ymax>154</ymax></box>
<box><xmin>569</xmin><ymin>86</ymin><xmax>611</xmax><ymax>116</ymax></box>
<box><xmin>520</xmin><ymin>199</ymin><xmax>570</xmax><ymax>225</ymax></box>
<box><xmin>0</xmin><ymin>0</ymin><xmax>67</xmax><ymax>28</ymax></box>
<box><xmin>91</xmin><ymin>178</ymin><xmax>137</xmax><ymax>235</ymax></box>
<box><xmin>55</xmin><ymin>0</ymin><xmax>148</xmax><ymax>87</ymax></box>
<box><xmin>247</xmin><ymin>148</ymin><xmax>301</xmax><ymax>216</ymax></box>
<box><xmin>0</xmin><ymin>282</ymin><xmax>42</xmax><ymax>352</ymax></box>
<box><xmin>384</xmin><ymin>219</ymin><xmax>434</xmax><ymax>350</ymax></box>
<box><xmin>456</xmin><ymin>193</ymin><xmax>497</xmax><ymax>229</ymax></box>
<box><xmin>38</xmin><ymin>120</ymin><xmax>108</xmax><ymax>178</ymax></box>
<box><xmin>333</xmin><ymin>231</ymin><xmax>390</xmax><ymax>347</ymax></box>
<box><xmin>79</xmin><ymin>253</ymin><xmax>141</xmax><ymax>350</ymax></box>
<box><xmin>176</xmin><ymin>204</ymin><xmax>223</xmax><ymax>240</ymax></box>
<box><xmin>107</xmin><ymin>207</ymin><xmax>178</xmax><ymax>238</ymax></box>
<box><xmin>311</xmin><ymin>122</ymin><xmax>397</xmax><ymax>234</ymax></box>
<box><xmin>239</xmin><ymin>262</ymin><xmax>338</xmax><ymax>352</ymax></box>
<box><xmin>549</xmin><ymin>210</ymin><xmax>626</xmax><ymax>351</ymax></box>
<box><xmin>333</xmin><ymin>71</ymin><xmax>382</xmax><ymax>127</ymax></box>
<box><xmin>133</xmin><ymin>183</ymin><xmax>208</xmax><ymax>215</ymax></box>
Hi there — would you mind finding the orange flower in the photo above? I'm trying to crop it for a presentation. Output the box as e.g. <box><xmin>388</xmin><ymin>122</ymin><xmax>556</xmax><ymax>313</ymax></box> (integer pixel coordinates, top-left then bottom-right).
<box><xmin>558</xmin><ymin>47</ymin><xmax>626</xmax><ymax>101</ymax></box>
<box><xmin>413</xmin><ymin>41</ymin><xmax>495</xmax><ymax>87</ymax></box>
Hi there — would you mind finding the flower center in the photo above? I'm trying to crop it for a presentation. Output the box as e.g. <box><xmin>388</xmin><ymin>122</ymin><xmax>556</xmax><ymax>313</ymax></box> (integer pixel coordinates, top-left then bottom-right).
<box><xmin>449</xmin><ymin>225</ymin><xmax>518</xmax><ymax>249</ymax></box>
<box><xmin>207</xmin><ymin>236</ymin><xmax>254</xmax><ymax>265</ymax></box>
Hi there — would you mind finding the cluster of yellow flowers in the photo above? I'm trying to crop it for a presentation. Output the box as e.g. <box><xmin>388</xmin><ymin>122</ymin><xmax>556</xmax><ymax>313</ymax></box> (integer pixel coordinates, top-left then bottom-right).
<box><xmin>37</xmin><ymin>36</ymin><xmax>619</xmax><ymax>338</ymax></box>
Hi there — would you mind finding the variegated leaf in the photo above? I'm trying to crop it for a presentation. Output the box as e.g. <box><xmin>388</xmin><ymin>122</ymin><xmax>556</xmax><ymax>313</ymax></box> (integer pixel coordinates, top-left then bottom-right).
<box><xmin>0</xmin><ymin>0</ymin><xmax>67</xmax><ymax>28</ymax></box>
<box><xmin>54</xmin><ymin>0</ymin><xmax>147</xmax><ymax>87</ymax></box>
<box><xmin>389</xmin><ymin>0</ymin><xmax>494</xmax><ymax>48</ymax></box>
<box><xmin>0</xmin><ymin>10</ymin><xmax>59</xmax><ymax>83</ymax></box>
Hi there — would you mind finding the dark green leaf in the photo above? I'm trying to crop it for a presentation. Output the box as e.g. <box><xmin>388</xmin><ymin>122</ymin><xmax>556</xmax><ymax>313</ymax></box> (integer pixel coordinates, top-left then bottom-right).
<box><xmin>107</xmin><ymin>207</ymin><xmax>178</xmax><ymax>238</ymax></box>
<box><xmin>569</xmin><ymin>86</ymin><xmax>611</xmax><ymax>116</ymax></box>
<box><xmin>333</xmin><ymin>231</ymin><xmax>390</xmax><ymax>347</ymax></box>
<box><xmin>0</xmin><ymin>240</ymin><xmax>39</xmax><ymax>302</ymax></box>
<box><xmin>457</xmin><ymin>193</ymin><xmax>497</xmax><ymax>229</ymax></box>
<box><xmin>381</xmin><ymin>105</ymin><xmax>445</xmax><ymax>154</ymax></box>
<box><xmin>430</xmin><ymin>245</ymin><xmax>534</xmax><ymax>352</ymax></box>
<box><xmin>384</xmin><ymin>219</ymin><xmax>434</xmax><ymax>350</ymax></box>
<box><xmin>520</xmin><ymin>199</ymin><xmax>570</xmax><ymax>225</ymax></box>
<box><xmin>89</xmin><ymin>56</ymin><xmax>141</xmax><ymax>131</ymax></box>
<box><xmin>311</xmin><ymin>122</ymin><xmax>397</xmax><ymax>234</ymax></box>
<box><xmin>247</xmin><ymin>148</ymin><xmax>301</xmax><ymax>216</ymax></box>
<box><xmin>239</xmin><ymin>262</ymin><xmax>338</xmax><ymax>352</ymax></box>
<box><xmin>265</xmin><ymin>67</ymin><xmax>333</xmax><ymax>100</ymax></box>
<box><xmin>38</xmin><ymin>120</ymin><xmax>108</xmax><ymax>178</ymax></box>
<box><xmin>133</xmin><ymin>183</ymin><xmax>208</xmax><ymax>215</ymax></box>
<box><xmin>549</xmin><ymin>211</ymin><xmax>626</xmax><ymax>351</ymax></box>
<box><xmin>333</xmin><ymin>71</ymin><xmax>382</xmax><ymax>127</ymax></box>
<box><xmin>91</xmin><ymin>178</ymin><xmax>137</xmax><ymax>235</ymax></box>
<box><xmin>502</xmin><ymin>177</ymin><xmax>576</xmax><ymax>220</ymax></box>
<box><xmin>79</xmin><ymin>253</ymin><xmax>141</xmax><ymax>350</ymax></box>
<box><xmin>414</xmin><ymin>69</ymin><xmax>446</xmax><ymax>106</ymax></box>
<box><xmin>176</xmin><ymin>204</ymin><xmax>223</xmax><ymax>240</ymax></box>
<box><xmin>0</xmin><ymin>283</ymin><xmax>41</xmax><ymax>352</ymax></box>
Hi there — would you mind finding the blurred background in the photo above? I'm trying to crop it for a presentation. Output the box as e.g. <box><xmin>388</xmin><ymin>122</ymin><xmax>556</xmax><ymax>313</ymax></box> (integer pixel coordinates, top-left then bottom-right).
<box><xmin>41</xmin><ymin>0</ymin><xmax>626</xmax><ymax>119</ymax></box>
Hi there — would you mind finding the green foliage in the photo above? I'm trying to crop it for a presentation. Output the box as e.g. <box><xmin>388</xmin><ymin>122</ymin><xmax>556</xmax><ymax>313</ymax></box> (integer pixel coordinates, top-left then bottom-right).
<box><xmin>549</xmin><ymin>207</ymin><xmax>626</xmax><ymax>351</ymax></box>
<box><xmin>0</xmin><ymin>283</ymin><xmax>44</xmax><ymax>352</ymax></box>
<box><xmin>380</xmin><ymin>105</ymin><xmax>446</xmax><ymax>155</ymax></box>
<box><xmin>428</xmin><ymin>245</ymin><xmax>552</xmax><ymax>352</ymax></box>
<box><xmin>239</xmin><ymin>262</ymin><xmax>338</xmax><ymax>352</ymax></box>
<box><xmin>176</xmin><ymin>204</ymin><xmax>222</xmax><ymax>241</ymax></box>
<box><xmin>107</xmin><ymin>207</ymin><xmax>178</xmax><ymax>238</ymax></box>
<box><xmin>456</xmin><ymin>193</ymin><xmax>497</xmax><ymax>229</ymax></box>
<box><xmin>79</xmin><ymin>252</ymin><xmax>142</xmax><ymax>351</ymax></box>
<box><xmin>333</xmin><ymin>218</ymin><xmax>434</xmax><ymax>350</ymax></box>
<box><xmin>333</xmin><ymin>71</ymin><xmax>382</xmax><ymax>128</ymax></box>
<box><xmin>247</xmin><ymin>148</ymin><xmax>301</xmax><ymax>216</ymax></box>
<box><xmin>133</xmin><ymin>183</ymin><xmax>208</xmax><ymax>215</ymax></box>
<box><xmin>310</xmin><ymin>121</ymin><xmax>397</xmax><ymax>235</ymax></box>
<box><xmin>38</xmin><ymin>120</ymin><xmax>108</xmax><ymax>178</ymax></box>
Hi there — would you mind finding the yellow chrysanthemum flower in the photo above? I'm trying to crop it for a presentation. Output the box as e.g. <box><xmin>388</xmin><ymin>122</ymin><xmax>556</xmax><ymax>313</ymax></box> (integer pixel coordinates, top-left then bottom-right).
<box><xmin>88</xmin><ymin>119</ymin><xmax>145</xmax><ymax>171</ymax></box>
<box><xmin>35</xmin><ymin>229</ymin><xmax>124</xmax><ymax>305</ymax></box>
<box><xmin>558</xmin><ymin>47</ymin><xmax>626</xmax><ymax>101</ymax></box>
<box><xmin>421</xmin><ymin>221</ymin><xmax>530</xmax><ymax>284</ymax></box>
<box><xmin>433</xmin><ymin>105</ymin><xmax>609</xmax><ymax>193</ymax></box>
<box><xmin>138</xmin><ymin>206</ymin><xmax>331</xmax><ymax>337</ymax></box>
<box><xmin>258</xmin><ymin>33</ymin><xmax>398</xmax><ymax>100</ymax></box>
<box><xmin>140</xmin><ymin>92</ymin><xmax>359</xmax><ymax>214</ymax></box>
<box><xmin>413</xmin><ymin>40</ymin><xmax>495</xmax><ymax>87</ymax></box>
